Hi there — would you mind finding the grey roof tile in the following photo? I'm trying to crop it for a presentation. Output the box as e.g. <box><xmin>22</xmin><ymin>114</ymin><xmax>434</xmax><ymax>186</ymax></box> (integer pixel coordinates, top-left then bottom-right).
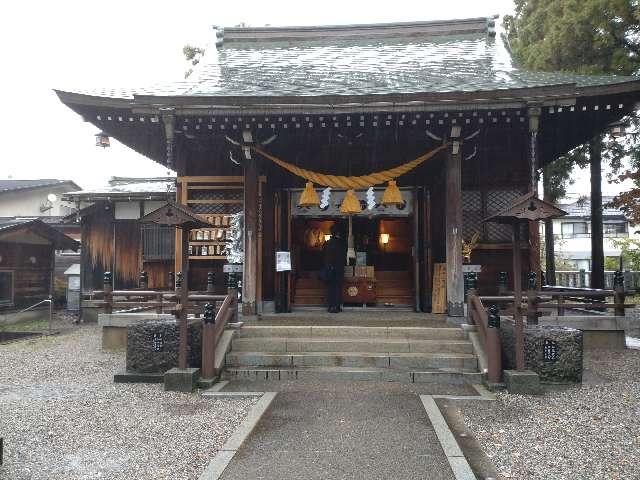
<box><xmin>558</xmin><ymin>196</ymin><xmax>626</xmax><ymax>218</ymax></box>
<box><xmin>57</xmin><ymin>18</ymin><xmax>639</xmax><ymax>100</ymax></box>
<box><xmin>0</xmin><ymin>179</ymin><xmax>78</xmax><ymax>194</ymax></box>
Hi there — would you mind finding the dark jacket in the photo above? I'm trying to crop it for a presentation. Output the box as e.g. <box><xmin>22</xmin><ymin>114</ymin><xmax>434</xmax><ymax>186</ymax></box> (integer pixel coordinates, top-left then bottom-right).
<box><xmin>323</xmin><ymin>236</ymin><xmax>347</xmax><ymax>273</ymax></box>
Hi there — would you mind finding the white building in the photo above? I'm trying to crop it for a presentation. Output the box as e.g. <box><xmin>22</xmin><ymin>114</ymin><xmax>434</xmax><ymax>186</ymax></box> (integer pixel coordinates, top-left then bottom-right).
<box><xmin>0</xmin><ymin>179</ymin><xmax>80</xmax><ymax>217</ymax></box>
<box><xmin>545</xmin><ymin>196</ymin><xmax>639</xmax><ymax>271</ymax></box>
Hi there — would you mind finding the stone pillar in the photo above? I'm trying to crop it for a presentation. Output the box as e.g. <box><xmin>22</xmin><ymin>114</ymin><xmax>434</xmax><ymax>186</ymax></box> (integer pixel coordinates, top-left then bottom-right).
<box><xmin>446</xmin><ymin>127</ymin><xmax>464</xmax><ymax>317</ymax></box>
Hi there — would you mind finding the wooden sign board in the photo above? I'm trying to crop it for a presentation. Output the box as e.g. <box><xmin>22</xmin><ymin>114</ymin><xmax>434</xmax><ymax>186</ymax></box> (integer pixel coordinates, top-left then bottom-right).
<box><xmin>432</xmin><ymin>263</ymin><xmax>447</xmax><ymax>314</ymax></box>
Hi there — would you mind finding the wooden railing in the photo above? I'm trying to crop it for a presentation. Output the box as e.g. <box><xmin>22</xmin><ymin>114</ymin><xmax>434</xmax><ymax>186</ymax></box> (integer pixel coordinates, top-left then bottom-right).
<box><xmin>97</xmin><ymin>271</ymin><xmax>240</xmax><ymax>380</ymax></box>
<box><xmin>466</xmin><ymin>290</ymin><xmax>502</xmax><ymax>384</ymax></box>
<box><xmin>554</xmin><ymin>270</ymin><xmax>640</xmax><ymax>290</ymax></box>
<box><xmin>202</xmin><ymin>289</ymin><xmax>238</xmax><ymax>379</ymax></box>
<box><xmin>484</xmin><ymin>286</ymin><xmax>635</xmax><ymax>319</ymax></box>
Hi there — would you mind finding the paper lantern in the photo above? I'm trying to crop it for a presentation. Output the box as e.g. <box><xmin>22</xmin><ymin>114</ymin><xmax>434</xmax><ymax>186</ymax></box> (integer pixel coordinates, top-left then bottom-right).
<box><xmin>298</xmin><ymin>182</ymin><xmax>320</xmax><ymax>207</ymax></box>
<box><xmin>340</xmin><ymin>189</ymin><xmax>362</xmax><ymax>214</ymax></box>
<box><xmin>381</xmin><ymin>180</ymin><xmax>403</xmax><ymax>207</ymax></box>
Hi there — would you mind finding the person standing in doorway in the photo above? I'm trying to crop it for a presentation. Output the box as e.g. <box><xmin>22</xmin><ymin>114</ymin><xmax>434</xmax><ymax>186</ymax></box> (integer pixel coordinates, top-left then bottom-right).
<box><xmin>322</xmin><ymin>224</ymin><xmax>347</xmax><ymax>313</ymax></box>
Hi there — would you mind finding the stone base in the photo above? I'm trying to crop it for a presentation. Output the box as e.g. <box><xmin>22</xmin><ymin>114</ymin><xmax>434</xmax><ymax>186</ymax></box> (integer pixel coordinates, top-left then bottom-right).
<box><xmin>446</xmin><ymin>315</ymin><xmax>466</xmax><ymax>326</ymax></box>
<box><xmin>500</xmin><ymin>321</ymin><xmax>583</xmax><ymax>383</ymax></box>
<box><xmin>114</xmin><ymin>371</ymin><xmax>164</xmax><ymax>384</ymax></box>
<box><xmin>102</xmin><ymin>326</ymin><xmax>128</xmax><ymax>351</ymax></box>
<box><xmin>504</xmin><ymin>369</ymin><xmax>542</xmax><ymax>395</ymax></box>
<box><xmin>164</xmin><ymin>367</ymin><xmax>201</xmax><ymax>393</ymax></box>
<box><xmin>198</xmin><ymin>376</ymin><xmax>219</xmax><ymax>390</ymax></box>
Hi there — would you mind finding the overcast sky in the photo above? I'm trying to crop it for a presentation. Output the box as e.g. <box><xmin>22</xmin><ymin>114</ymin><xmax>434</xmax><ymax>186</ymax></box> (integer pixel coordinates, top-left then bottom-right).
<box><xmin>0</xmin><ymin>0</ymin><xmax>627</xmax><ymax>196</ymax></box>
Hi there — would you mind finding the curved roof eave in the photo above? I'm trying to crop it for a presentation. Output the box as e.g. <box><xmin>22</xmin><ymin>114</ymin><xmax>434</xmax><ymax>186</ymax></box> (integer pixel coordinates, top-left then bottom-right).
<box><xmin>55</xmin><ymin>79</ymin><xmax>640</xmax><ymax>116</ymax></box>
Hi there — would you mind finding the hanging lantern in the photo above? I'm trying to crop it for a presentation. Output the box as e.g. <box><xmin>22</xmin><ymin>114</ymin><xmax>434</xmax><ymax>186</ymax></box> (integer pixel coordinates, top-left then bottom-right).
<box><xmin>95</xmin><ymin>131</ymin><xmax>110</xmax><ymax>148</ymax></box>
<box><xmin>298</xmin><ymin>182</ymin><xmax>320</xmax><ymax>207</ymax></box>
<box><xmin>340</xmin><ymin>189</ymin><xmax>362</xmax><ymax>214</ymax></box>
<box><xmin>382</xmin><ymin>180</ymin><xmax>403</xmax><ymax>207</ymax></box>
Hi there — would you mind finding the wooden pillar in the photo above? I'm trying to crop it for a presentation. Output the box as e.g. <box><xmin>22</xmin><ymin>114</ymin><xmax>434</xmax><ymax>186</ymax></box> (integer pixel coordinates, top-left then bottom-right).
<box><xmin>242</xmin><ymin>130</ymin><xmax>258</xmax><ymax>315</ymax></box>
<box><xmin>446</xmin><ymin>130</ymin><xmax>464</xmax><ymax>316</ymax></box>
<box><xmin>178</xmin><ymin>228</ymin><xmax>190</xmax><ymax>369</ymax></box>
<box><xmin>590</xmin><ymin>136</ymin><xmax>605</xmax><ymax>289</ymax></box>
<box><xmin>542</xmin><ymin>164</ymin><xmax>557</xmax><ymax>286</ymax></box>
<box><xmin>528</xmin><ymin>106</ymin><xmax>541</xmax><ymax>279</ymax></box>
<box><xmin>256</xmin><ymin>179</ymin><xmax>264</xmax><ymax>313</ymax></box>
<box><xmin>512</xmin><ymin>223</ymin><xmax>525</xmax><ymax>370</ymax></box>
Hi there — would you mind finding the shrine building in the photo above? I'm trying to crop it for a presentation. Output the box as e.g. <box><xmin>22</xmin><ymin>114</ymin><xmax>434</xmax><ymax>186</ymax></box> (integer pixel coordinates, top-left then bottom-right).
<box><xmin>55</xmin><ymin>16</ymin><xmax>640</xmax><ymax>317</ymax></box>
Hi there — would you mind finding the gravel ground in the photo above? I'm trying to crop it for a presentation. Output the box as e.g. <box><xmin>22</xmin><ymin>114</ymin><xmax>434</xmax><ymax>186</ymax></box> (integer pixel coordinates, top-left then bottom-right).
<box><xmin>0</xmin><ymin>325</ymin><xmax>257</xmax><ymax>480</ymax></box>
<box><xmin>460</xmin><ymin>348</ymin><xmax>640</xmax><ymax>479</ymax></box>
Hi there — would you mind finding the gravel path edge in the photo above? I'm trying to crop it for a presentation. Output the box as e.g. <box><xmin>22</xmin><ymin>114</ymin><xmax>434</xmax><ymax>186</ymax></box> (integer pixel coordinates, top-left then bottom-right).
<box><xmin>198</xmin><ymin>392</ymin><xmax>278</xmax><ymax>480</ymax></box>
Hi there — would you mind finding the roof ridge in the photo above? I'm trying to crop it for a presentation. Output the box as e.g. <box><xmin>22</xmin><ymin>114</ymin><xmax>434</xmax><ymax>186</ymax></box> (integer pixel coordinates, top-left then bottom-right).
<box><xmin>217</xmin><ymin>16</ymin><xmax>498</xmax><ymax>46</ymax></box>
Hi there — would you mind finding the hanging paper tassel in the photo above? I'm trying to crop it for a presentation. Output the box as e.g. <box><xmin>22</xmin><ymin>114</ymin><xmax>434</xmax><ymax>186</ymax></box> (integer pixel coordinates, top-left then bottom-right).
<box><xmin>340</xmin><ymin>189</ymin><xmax>362</xmax><ymax>214</ymax></box>
<box><xmin>298</xmin><ymin>182</ymin><xmax>320</xmax><ymax>207</ymax></box>
<box><xmin>381</xmin><ymin>180</ymin><xmax>403</xmax><ymax>207</ymax></box>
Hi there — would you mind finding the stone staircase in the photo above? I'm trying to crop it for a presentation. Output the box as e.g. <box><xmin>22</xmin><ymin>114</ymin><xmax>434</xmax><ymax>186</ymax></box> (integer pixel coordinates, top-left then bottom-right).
<box><xmin>223</xmin><ymin>318</ymin><xmax>481</xmax><ymax>384</ymax></box>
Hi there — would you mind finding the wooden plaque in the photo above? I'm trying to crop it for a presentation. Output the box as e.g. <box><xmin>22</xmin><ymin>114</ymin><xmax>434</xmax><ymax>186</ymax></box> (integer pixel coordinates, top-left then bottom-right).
<box><xmin>431</xmin><ymin>263</ymin><xmax>447</xmax><ymax>314</ymax></box>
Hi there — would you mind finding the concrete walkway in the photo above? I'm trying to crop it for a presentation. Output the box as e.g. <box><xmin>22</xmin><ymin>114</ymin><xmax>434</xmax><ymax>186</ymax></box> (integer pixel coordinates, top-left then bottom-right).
<box><xmin>218</xmin><ymin>380</ymin><xmax>475</xmax><ymax>480</ymax></box>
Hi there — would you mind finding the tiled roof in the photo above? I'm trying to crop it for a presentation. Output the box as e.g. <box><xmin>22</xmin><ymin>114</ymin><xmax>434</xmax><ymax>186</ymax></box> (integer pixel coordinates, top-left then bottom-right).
<box><xmin>558</xmin><ymin>196</ymin><xmax>625</xmax><ymax>219</ymax></box>
<box><xmin>56</xmin><ymin>17</ymin><xmax>639</xmax><ymax>101</ymax></box>
<box><xmin>0</xmin><ymin>179</ymin><xmax>79</xmax><ymax>194</ymax></box>
<box><xmin>63</xmin><ymin>177</ymin><xmax>175</xmax><ymax>201</ymax></box>
<box><xmin>0</xmin><ymin>219</ymin><xmax>79</xmax><ymax>250</ymax></box>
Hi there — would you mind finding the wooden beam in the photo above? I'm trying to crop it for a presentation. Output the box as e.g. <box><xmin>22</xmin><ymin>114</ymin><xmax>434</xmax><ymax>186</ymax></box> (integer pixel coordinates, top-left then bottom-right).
<box><xmin>187</xmin><ymin>199</ymin><xmax>244</xmax><ymax>205</ymax></box>
<box><xmin>178</xmin><ymin>176</ymin><xmax>245</xmax><ymax>183</ymax></box>
<box><xmin>445</xmin><ymin>137</ymin><xmax>464</xmax><ymax>317</ymax></box>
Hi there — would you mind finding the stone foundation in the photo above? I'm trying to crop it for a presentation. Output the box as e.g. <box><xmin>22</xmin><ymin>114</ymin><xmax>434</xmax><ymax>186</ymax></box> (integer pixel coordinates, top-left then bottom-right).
<box><xmin>126</xmin><ymin>319</ymin><xmax>203</xmax><ymax>374</ymax></box>
<box><xmin>98</xmin><ymin>313</ymin><xmax>175</xmax><ymax>351</ymax></box>
<box><xmin>500</xmin><ymin>320</ymin><xmax>583</xmax><ymax>383</ymax></box>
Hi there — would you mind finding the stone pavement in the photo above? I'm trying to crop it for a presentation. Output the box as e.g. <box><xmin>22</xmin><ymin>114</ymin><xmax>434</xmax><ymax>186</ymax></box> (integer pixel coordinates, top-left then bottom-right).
<box><xmin>218</xmin><ymin>380</ymin><xmax>476</xmax><ymax>480</ymax></box>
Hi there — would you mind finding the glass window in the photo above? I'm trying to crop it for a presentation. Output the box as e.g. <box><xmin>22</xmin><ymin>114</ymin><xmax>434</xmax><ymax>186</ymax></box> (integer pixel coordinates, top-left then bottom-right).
<box><xmin>561</xmin><ymin>222</ymin><xmax>588</xmax><ymax>238</ymax></box>
<box><xmin>0</xmin><ymin>271</ymin><xmax>14</xmax><ymax>305</ymax></box>
<box><xmin>604</xmin><ymin>223</ymin><xmax>627</xmax><ymax>236</ymax></box>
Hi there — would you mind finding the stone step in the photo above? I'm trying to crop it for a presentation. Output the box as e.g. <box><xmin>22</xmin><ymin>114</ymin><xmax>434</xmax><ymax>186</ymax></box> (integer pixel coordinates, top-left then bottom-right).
<box><xmin>226</xmin><ymin>351</ymin><xmax>478</xmax><ymax>370</ymax></box>
<box><xmin>223</xmin><ymin>366</ymin><xmax>482</xmax><ymax>385</ymax></box>
<box><xmin>231</xmin><ymin>337</ymin><xmax>474</xmax><ymax>354</ymax></box>
<box><xmin>236</xmin><ymin>325</ymin><xmax>466</xmax><ymax>340</ymax></box>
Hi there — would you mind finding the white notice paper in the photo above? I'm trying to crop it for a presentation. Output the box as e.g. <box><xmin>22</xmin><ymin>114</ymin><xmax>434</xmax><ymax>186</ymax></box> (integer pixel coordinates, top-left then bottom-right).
<box><xmin>276</xmin><ymin>251</ymin><xmax>292</xmax><ymax>272</ymax></box>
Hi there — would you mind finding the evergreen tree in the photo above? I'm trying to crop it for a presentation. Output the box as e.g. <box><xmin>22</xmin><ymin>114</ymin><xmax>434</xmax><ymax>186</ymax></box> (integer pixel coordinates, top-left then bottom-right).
<box><xmin>504</xmin><ymin>0</ymin><xmax>640</xmax><ymax>286</ymax></box>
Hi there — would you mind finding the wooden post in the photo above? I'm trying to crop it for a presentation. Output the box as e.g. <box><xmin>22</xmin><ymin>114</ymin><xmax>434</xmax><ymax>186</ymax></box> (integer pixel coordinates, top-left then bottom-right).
<box><xmin>590</xmin><ymin>136</ymin><xmax>605</xmax><ymax>289</ymax></box>
<box><xmin>155</xmin><ymin>292</ymin><xmax>163</xmax><ymax>314</ymax></box>
<box><xmin>201</xmin><ymin>302</ymin><xmax>216</xmax><ymax>380</ymax></box>
<box><xmin>228</xmin><ymin>273</ymin><xmax>239</xmax><ymax>323</ymax></box>
<box><xmin>446</xmin><ymin>131</ymin><xmax>464</xmax><ymax>317</ymax></box>
<box><xmin>526</xmin><ymin>272</ymin><xmax>538</xmax><ymax>325</ymax></box>
<box><xmin>103</xmin><ymin>272</ymin><xmax>113</xmax><ymax>314</ymax></box>
<box><xmin>543</xmin><ymin>164</ymin><xmax>557</xmax><ymax>286</ymax></box>
<box><xmin>207</xmin><ymin>271</ymin><xmax>215</xmax><ymax>293</ymax></box>
<box><xmin>256</xmin><ymin>179</ymin><xmax>264</xmax><ymax>313</ymax></box>
<box><xmin>528</xmin><ymin>107</ymin><xmax>541</xmax><ymax>279</ymax></box>
<box><xmin>512</xmin><ymin>222</ymin><xmax>525</xmax><ymax>370</ymax></box>
<box><xmin>497</xmin><ymin>271</ymin><xmax>508</xmax><ymax>296</ymax></box>
<box><xmin>178</xmin><ymin>228</ymin><xmax>190</xmax><ymax>369</ymax></box>
<box><xmin>486</xmin><ymin>304</ymin><xmax>502</xmax><ymax>384</ymax></box>
<box><xmin>614</xmin><ymin>271</ymin><xmax>625</xmax><ymax>317</ymax></box>
<box><xmin>557</xmin><ymin>294</ymin><xmax>565</xmax><ymax>316</ymax></box>
<box><xmin>242</xmin><ymin>131</ymin><xmax>258</xmax><ymax>315</ymax></box>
